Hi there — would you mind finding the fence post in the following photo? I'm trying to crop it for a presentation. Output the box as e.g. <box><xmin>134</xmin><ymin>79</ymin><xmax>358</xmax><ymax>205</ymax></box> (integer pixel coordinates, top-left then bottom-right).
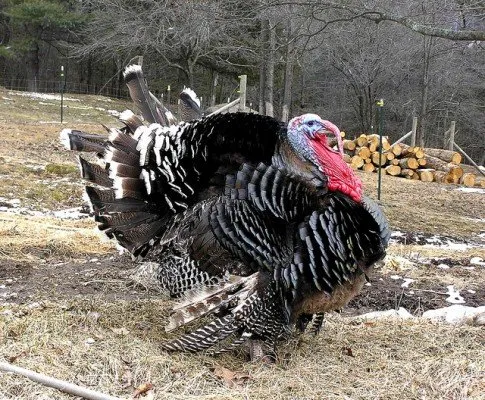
<box><xmin>448</xmin><ymin>121</ymin><xmax>455</xmax><ymax>151</ymax></box>
<box><xmin>238</xmin><ymin>74</ymin><xmax>247</xmax><ymax>112</ymax></box>
<box><xmin>60</xmin><ymin>66</ymin><xmax>64</xmax><ymax>123</ymax></box>
<box><xmin>376</xmin><ymin>99</ymin><xmax>384</xmax><ymax>201</ymax></box>
<box><xmin>410</xmin><ymin>116</ymin><xmax>418</xmax><ymax>147</ymax></box>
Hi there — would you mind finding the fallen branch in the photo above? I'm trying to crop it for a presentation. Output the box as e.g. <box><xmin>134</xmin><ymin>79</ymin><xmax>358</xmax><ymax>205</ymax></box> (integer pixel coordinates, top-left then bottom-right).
<box><xmin>0</xmin><ymin>361</ymin><xmax>122</xmax><ymax>400</ymax></box>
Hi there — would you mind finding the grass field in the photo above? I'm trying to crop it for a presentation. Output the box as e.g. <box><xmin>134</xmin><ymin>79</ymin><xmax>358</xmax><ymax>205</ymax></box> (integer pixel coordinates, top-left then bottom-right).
<box><xmin>0</xmin><ymin>87</ymin><xmax>484</xmax><ymax>400</ymax></box>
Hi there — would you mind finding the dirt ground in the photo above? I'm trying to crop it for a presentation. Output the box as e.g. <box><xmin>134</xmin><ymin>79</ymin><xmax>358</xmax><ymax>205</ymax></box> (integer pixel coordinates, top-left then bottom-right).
<box><xmin>0</xmin><ymin>89</ymin><xmax>484</xmax><ymax>399</ymax></box>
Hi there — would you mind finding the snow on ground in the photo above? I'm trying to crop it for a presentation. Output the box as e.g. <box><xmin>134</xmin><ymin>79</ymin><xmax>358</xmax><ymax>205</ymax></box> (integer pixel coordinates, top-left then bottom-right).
<box><xmin>422</xmin><ymin>305</ymin><xmax>485</xmax><ymax>325</ymax></box>
<box><xmin>390</xmin><ymin>230</ymin><xmax>483</xmax><ymax>250</ymax></box>
<box><xmin>445</xmin><ymin>285</ymin><xmax>466</xmax><ymax>304</ymax></box>
<box><xmin>355</xmin><ymin>305</ymin><xmax>485</xmax><ymax>326</ymax></box>
<box><xmin>0</xmin><ymin>197</ymin><xmax>88</xmax><ymax>219</ymax></box>
<box><xmin>455</xmin><ymin>187</ymin><xmax>485</xmax><ymax>194</ymax></box>
<box><xmin>8</xmin><ymin>91</ymin><xmax>80</xmax><ymax>102</ymax></box>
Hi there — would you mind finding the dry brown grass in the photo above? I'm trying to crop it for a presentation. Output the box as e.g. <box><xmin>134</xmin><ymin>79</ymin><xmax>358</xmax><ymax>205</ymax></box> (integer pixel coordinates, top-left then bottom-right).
<box><xmin>1</xmin><ymin>301</ymin><xmax>484</xmax><ymax>400</ymax></box>
<box><xmin>0</xmin><ymin>214</ymin><xmax>114</xmax><ymax>262</ymax></box>
<box><xmin>0</xmin><ymin>89</ymin><xmax>484</xmax><ymax>400</ymax></box>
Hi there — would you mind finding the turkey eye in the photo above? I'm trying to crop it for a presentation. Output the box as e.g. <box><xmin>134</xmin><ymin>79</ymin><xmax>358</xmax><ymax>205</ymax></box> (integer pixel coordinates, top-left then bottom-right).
<box><xmin>307</xmin><ymin>121</ymin><xmax>314</xmax><ymax>126</ymax></box>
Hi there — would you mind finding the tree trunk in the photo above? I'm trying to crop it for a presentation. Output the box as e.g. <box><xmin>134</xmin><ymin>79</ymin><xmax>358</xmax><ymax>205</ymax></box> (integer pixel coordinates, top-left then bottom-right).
<box><xmin>281</xmin><ymin>44</ymin><xmax>295</xmax><ymax>122</ymax></box>
<box><xmin>210</xmin><ymin>70</ymin><xmax>218</xmax><ymax>107</ymax></box>
<box><xmin>26</xmin><ymin>41</ymin><xmax>40</xmax><ymax>92</ymax></box>
<box><xmin>261</xmin><ymin>18</ymin><xmax>275</xmax><ymax>117</ymax></box>
<box><xmin>281</xmin><ymin>6</ymin><xmax>295</xmax><ymax>123</ymax></box>
<box><xmin>417</xmin><ymin>36</ymin><xmax>434</xmax><ymax>147</ymax></box>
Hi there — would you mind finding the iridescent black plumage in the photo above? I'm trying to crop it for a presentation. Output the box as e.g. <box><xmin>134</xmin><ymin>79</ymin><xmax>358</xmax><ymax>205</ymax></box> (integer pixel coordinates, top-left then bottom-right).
<box><xmin>61</xmin><ymin>64</ymin><xmax>389</xmax><ymax>357</ymax></box>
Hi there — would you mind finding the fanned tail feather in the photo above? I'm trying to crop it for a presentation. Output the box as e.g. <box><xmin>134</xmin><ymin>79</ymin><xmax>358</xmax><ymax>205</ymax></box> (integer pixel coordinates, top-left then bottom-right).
<box><xmin>60</xmin><ymin>129</ymin><xmax>107</xmax><ymax>155</ymax></box>
<box><xmin>179</xmin><ymin>88</ymin><xmax>203</xmax><ymax>122</ymax></box>
<box><xmin>166</xmin><ymin>273</ymin><xmax>258</xmax><ymax>332</ymax></box>
<box><xmin>123</xmin><ymin>64</ymin><xmax>176</xmax><ymax>126</ymax></box>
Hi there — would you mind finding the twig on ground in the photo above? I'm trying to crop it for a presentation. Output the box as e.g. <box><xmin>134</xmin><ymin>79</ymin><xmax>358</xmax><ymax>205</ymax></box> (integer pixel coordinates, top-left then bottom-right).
<box><xmin>0</xmin><ymin>361</ymin><xmax>123</xmax><ymax>400</ymax></box>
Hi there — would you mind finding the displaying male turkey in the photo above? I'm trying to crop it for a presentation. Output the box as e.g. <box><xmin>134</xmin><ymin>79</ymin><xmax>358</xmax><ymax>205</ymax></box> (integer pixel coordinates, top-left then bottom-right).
<box><xmin>61</xmin><ymin>64</ymin><xmax>389</xmax><ymax>358</ymax></box>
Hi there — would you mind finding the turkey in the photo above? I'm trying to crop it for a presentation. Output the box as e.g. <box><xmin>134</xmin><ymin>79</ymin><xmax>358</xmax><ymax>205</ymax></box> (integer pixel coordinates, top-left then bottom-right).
<box><xmin>61</xmin><ymin>64</ymin><xmax>390</xmax><ymax>358</ymax></box>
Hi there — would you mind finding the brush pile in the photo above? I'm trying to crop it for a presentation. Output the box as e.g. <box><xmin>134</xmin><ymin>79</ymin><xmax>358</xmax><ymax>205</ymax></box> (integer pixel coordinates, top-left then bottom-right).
<box><xmin>339</xmin><ymin>133</ymin><xmax>484</xmax><ymax>187</ymax></box>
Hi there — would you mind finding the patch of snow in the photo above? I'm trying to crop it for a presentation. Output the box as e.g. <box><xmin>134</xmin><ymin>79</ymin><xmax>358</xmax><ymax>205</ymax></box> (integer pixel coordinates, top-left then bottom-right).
<box><xmin>445</xmin><ymin>285</ymin><xmax>465</xmax><ymax>304</ymax></box>
<box><xmin>423</xmin><ymin>241</ymin><xmax>474</xmax><ymax>251</ymax></box>
<box><xmin>401</xmin><ymin>278</ymin><xmax>414</xmax><ymax>288</ymax></box>
<box><xmin>8</xmin><ymin>91</ymin><xmax>80</xmax><ymax>102</ymax></box>
<box><xmin>390</xmin><ymin>275</ymin><xmax>402</xmax><ymax>280</ymax></box>
<box><xmin>390</xmin><ymin>230</ymin><xmax>404</xmax><ymax>237</ymax></box>
<box><xmin>470</xmin><ymin>257</ymin><xmax>485</xmax><ymax>266</ymax></box>
<box><xmin>85</xmin><ymin>338</ymin><xmax>96</xmax><ymax>345</ymax></box>
<box><xmin>356</xmin><ymin>307</ymin><xmax>414</xmax><ymax>320</ymax></box>
<box><xmin>38</xmin><ymin>101</ymin><xmax>56</xmax><ymax>106</ymax></box>
<box><xmin>422</xmin><ymin>305</ymin><xmax>485</xmax><ymax>325</ymax></box>
<box><xmin>53</xmin><ymin>208</ymin><xmax>89</xmax><ymax>219</ymax></box>
<box><xmin>365</xmin><ymin>282</ymin><xmax>371</xmax><ymax>287</ymax></box>
<box><xmin>455</xmin><ymin>187</ymin><xmax>485</xmax><ymax>194</ymax></box>
<box><xmin>2</xmin><ymin>97</ymin><xmax>13</xmax><ymax>101</ymax></box>
<box><xmin>467</xmin><ymin>290</ymin><xmax>476</xmax><ymax>294</ymax></box>
<box><xmin>107</xmin><ymin>109</ymin><xmax>120</xmax><ymax>117</ymax></box>
<box><xmin>437</xmin><ymin>264</ymin><xmax>450</xmax><ymax>269</ymax></box>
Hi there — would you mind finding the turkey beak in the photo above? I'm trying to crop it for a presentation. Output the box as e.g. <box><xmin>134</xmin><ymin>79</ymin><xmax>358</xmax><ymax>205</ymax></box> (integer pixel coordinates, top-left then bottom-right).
<box><xmin>321</xmin><ymin>122</ymin><xmax>344</xmax><ymax>156</ymax></box>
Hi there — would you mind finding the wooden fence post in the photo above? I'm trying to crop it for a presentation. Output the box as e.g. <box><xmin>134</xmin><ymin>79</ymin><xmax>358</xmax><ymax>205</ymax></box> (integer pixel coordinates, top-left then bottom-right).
<box><xmin>238</xmin><ymin>74</ymin><xmax>247</xmax><ymax>112</ymax></box>
<box><xmin>410</xmin><ymin>116</ymin><xmax>418</xmax><ymax>147</ymax></box>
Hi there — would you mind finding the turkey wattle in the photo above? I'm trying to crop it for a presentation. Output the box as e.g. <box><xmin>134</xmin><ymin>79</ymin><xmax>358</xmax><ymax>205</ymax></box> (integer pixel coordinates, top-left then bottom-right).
<box><xmin>60</xmin><ymin>64</ymin><xmax>389</xmax><ymax>357</ymax></box>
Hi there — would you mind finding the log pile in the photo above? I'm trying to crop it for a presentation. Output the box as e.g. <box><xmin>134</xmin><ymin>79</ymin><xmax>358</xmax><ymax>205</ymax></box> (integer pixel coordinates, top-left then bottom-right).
<box><xmin>339</xmin><ymin>134</ymin><xmax>483</xmax><ymax>187</ymax></box>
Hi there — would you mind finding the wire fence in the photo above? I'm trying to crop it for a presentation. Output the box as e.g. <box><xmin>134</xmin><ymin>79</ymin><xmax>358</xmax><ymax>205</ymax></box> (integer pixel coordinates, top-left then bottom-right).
<box><xmin>2</xmin><ymin>79</ymin><xmax>131</xmax><ymax>99</ymax></box>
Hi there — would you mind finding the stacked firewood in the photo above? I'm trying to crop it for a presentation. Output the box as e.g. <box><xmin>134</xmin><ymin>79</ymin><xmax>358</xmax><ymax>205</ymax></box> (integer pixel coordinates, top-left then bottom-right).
<box><xmin>339</xmin><ymin>133</ymin><xmax>484</xmax><ymax>187</ymax></box>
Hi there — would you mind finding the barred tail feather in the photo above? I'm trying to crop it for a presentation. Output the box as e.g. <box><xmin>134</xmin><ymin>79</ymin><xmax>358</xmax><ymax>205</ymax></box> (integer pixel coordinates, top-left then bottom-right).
<box><xmin>123</xmin><ymin>64</ymin><xmax>174</xmax><ymax>126</ymax></box>
<box><xmin>166</xmin><ymin>273</ymin><xmax>258</xmax><ymax>332</ymax></box>
<box><xmin>60</xmin><ymin>129</ymin><xmax>107</xmax><ymax>154</ymax></box>
<box><xmin>78</xmin><ymin>157</ymin><xmax>112</xmax><ymax>188</ymax></box>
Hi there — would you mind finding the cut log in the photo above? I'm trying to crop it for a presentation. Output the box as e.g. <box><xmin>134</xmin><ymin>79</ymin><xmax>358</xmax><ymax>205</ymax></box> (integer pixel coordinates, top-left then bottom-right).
<box><xmin>424</xmin><ymin>148</ymin><xmax>462</xmax><ymax>164</ymax></box>
<box><xmin>356</xmin><ymin>146</ymin><xmax>371</xmax><ymax>159</ymax></box>
<box><xmin>363</xmin><ymin>163</ymin><xmax>375</xmax><ymax>173</ymax></box>
<box><xmin>475</xmin><ymin>176</ymin><xmax>485</xmax><ymax>188</ymax></box>
<box><xmin>413</xmin><ymin>147</ymin><xmax>425</xmax><ymax>159</ymax></box>
<box><xmin>368</xmin><ymin>142</ymin><xmax>377</xmax><ymax>153</ymax></box>
<box><xmin>350</xmin><ymin>155</ymin><xmax>364</xmax><ymax>170</ymax></box>
<box><xmin>400</xmin><ymin>168</ymin><xmax>414</xmax><ymax>178</ymax></box>
<box><xmin>417</xmin><ymin>169</ymin><xmax>435</xmax><ymax>182</ymax></box>
<box><xmin>425</xmin><ymin>155</ymin><xmax>464</xmax><ymax>179</ymax></box>
<box><xmin>411</xmin><ymin>171</ymin><xmax>420</xmax><ymax>180</ymax></box>
<box><xmin>343</xmin><ymin>153</ymin><xmax>352</xmax><ymax>163</ymax></box>
<box><xmin>418</xmin><ymin>158</ymin><xmax>427</xmax><ymax>166</ymax></box>
<box><xmin>399</xmin><ymin>157</ymin><xmax>419</xmax><ymax>170</ymax></box>
<box><xmin>400</xmin><ymin>144</ymin><xmax>415</xmax><ymax>157</ymax></box>
<box><xmin>366</xmin><ymin>134</ymin><xmax>391</xmax><ymax>151</ymax></box>
<box><xmin>391</xmin><ymin>144</ymin><xmax>402</xmax><ymax>156</ymax></box>
<box><xmin>391</xmin><ymin>159</ymin><xmax>400</xmax><ymax>166</ymax></box>
<box><xmin>343</xmin><ymin>139</ymin><xmax>356</xmax><ymax>151</ymax></box>
<box><xmin>459</xmin><ymin>163</ymin><xmax>485</xmax><ymax>176</ymax></box>
<box><xmin>460</xmin><ymin>173</ymin><xmax>476</xmax><ymax>187</ymax></box>
<box><xmin>371</xmin><ymin>151</ymin><xmax>387</xmax><ymax>166</ymax></box>
<box><xmin>354</xmin><ymin>134</ymin><xmax>368</xmax><ymax>147</ymax></box>
<box><xmin>385</xmin><ymin>165</ymin><xmax>401</xmax><ymax>176</ymax></box>
<box><xmin>433</xmin><ymin>171</ymin><xmax>449</xmax><ymax>183</ymax></box>
<box><xmin>384</xmin><ymin>152</ymin><xmax>395</xmax><ymax>161</ymax></box>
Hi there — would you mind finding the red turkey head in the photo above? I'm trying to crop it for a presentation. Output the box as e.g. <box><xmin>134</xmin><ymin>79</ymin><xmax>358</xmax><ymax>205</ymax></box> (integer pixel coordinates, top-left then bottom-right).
<box><xmin>287</xmin><ymin>114</ymin><xmax>362</xmax><ymax>202</ymax></box>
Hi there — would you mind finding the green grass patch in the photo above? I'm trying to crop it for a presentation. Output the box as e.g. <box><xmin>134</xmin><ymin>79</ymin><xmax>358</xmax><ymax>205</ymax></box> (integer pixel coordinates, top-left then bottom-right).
<box><xmin>44</xmin><ymin>163</ymin><xmax>79</xmax><ymax>176</ymax></box>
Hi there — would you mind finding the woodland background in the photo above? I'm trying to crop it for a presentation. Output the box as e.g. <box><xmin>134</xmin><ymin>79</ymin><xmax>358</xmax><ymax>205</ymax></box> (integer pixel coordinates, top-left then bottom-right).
<box><xmin>0</xmin><ymin>0</ymin><xmax>484</xmax><ymax>163</ymax></box>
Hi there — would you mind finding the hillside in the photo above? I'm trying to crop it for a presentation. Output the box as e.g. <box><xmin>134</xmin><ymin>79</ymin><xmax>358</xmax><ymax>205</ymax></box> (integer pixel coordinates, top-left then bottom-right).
<box><xmin>0</xmin><ymin>89</ymin><xmax>484</xmax><ymax>400</ymax></box>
